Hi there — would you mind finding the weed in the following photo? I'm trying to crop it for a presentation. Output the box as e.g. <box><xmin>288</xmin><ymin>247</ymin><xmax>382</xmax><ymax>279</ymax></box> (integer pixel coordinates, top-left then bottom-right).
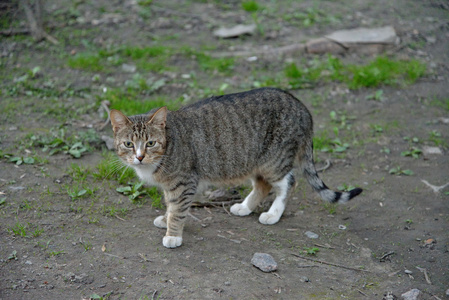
<box><xmin>68</xmin><ymin>163</ymin><xmax>90</xmax><ymax>183</ymax></box>
<box><xmin>116</xmin><ymin>181</ymin><xmax>163</xmax><ymax>207</ymax></box>
<box><xmin>428</xmin><ymin>130</ymin><xmax>445</xmax><ymax>146</ymax></box>
<box><xmin>405</xmin><ymin>219</ymin><xmax>413</xmax><ymax>225</ymax></box>
<box><xmin>337</xmin><ymin>184</ymin><xmax>356</xmax><ymax>192</ymax></box>
<box><xmin>401</xmin><ymin>147</ymin><xmax>422</xmax><ymax>159</ymax></box>
<box><xmin>8</xmin><ymin>222</ymin><xmax>28</xmax><ymax>237</ymax></box>
<box><xmin>67</xmin><ymin>184</ymin><xmax>94</xmax><ymax>200</ymax></box>
<box><xmin>48</xmin><ymin>250</ymin><xmax>65</xmax><ymax>257</ymax></box>
<box><xmin>7</xmin><ymin>250</ymin><xmax>18</xmax><ymax>261</ymax></box>
<box><xmin>242</xmin><ymin>0</ymin><xmax>260</xmax><ymax>12</ymax></box>
<box><xmin>366</xmin><ymin>89</ymin><xmax>384</xmax><ymax>101</ymax></box>
<box><xmin>303</xmin><ymin>247</ymin><xmax>320</xmax><ymax>255</ymax></box>
<box><xmin>8</xmin><ymin>156</ymin><xmax>35</xmax><ymax>165</ymax></box>
<box><xmin>389</xmin><ymin>166</ymin><xmax>414</xmax><ymax>176</ymax></box>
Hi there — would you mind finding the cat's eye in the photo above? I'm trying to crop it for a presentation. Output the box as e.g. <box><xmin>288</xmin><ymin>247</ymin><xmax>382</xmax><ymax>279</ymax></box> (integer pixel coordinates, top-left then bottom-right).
<box><xmin>124</xmin><ymin>141</ymin><xmax>133</xmax><ymax>148</ymax></box>
<box><xmin>146</xmin><ymin>141</ymin><xmax>156</xmax><ymax>147</ymax></box>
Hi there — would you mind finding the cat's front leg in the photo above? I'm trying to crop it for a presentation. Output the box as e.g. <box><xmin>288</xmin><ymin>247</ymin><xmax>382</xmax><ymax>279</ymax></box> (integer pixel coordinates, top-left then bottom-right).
<box><xmin>162</xmin><ymin>189</ymin><xmax>195</xmax><ymax>248</ymax></box>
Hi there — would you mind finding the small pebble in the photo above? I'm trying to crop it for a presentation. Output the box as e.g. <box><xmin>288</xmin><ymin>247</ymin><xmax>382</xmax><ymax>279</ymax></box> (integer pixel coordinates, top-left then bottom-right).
<box><xmin>251</xmin><ymin>253</ymin><xmax>278</xmax><ymax>272</ymax></box>
<box><xmin>305</xmin><ymin>231</ymin><xmax>319</xmax><ymax>239</ymax></box>
<box><xmin>25</xmin><ymin>261</ymin><xmax>32</xmax><ymax>265</ymax></box>
<box><xmin>445</xmin><ymin>289</ymin><xmax>449</xmax><ymax>296</ymax></box>
<box><xmin>224</xmin><ymin>281</ymin><xmax>231</xmax><ymax>286</ymax></box>
<box><xmin>300</xmin><ymin>276</ymin><xmax>310</xmax><ymax>282</ymax></box>
<box><xmin>338</xmin><ymin>225</ymin><xmax>347</xmax><ymax>230</ymax></box>
<box><xmin>404</xmin><ymin>269</ymin><xmax>412</xmax><ymax>274</ymax></box>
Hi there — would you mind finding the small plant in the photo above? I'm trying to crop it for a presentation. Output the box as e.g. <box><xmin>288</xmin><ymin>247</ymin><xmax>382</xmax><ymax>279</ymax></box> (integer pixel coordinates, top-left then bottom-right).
<box><xmin>303</xmin><ymin>247</ymin><xmax>320</xmax><ymax>255</ymax></box>
<box><xmin>389</xmin><ymin>166</ymin><xmax>414</xmax><ymax>176</ymax></box>
<box><xmin>48</xmin><ymin>250</ymin><xmax>65</xmax><ymax>257</ymax></box>
<box><xmin>428</xmin><ymin>130</ymin><xmax>444</xmax><ymax>146</ymax></box>
<box><xmin>366</xmin><ymin>89</ymin><xmax>384</xmax><ymax>101</ymax></box>
<box><xmin>405</xmin><ymin>219</ymin><xmax>413</xmax><ymax>225</ymax></box>
<box><xmin>337</xmin><ymin>183</ymin><xmax>356</xmax><ymax>192</ymax></box>
<box><xmin>116</xmin><ymin>182</ymin><xmax>147</xmax><ymax>201</ymax></box>
<box><xmin>8</xmin><ymin>222</ymin><xmax>28</xmax><ymax>237</ymax></box>
<box><xmin>400</xmin><ymin>147</ymin><xmax>422</xmax><ymax>159</ymax></box>
<box><xmin>9</xmin><ymin>156</ymin><xmax>35</xmax><ymax>165</ymax></box>
<box><xmin>93</xmin><ymin>153</ymin><xmax>135</xmax><ymax>184</ymax></box>
<box><xmin>66</xmin><ymin>184</ymin><xmax>94</xmax><ymax>200</ymax></box>
<box><xmin>7</xmin><ymin>250</ymin><xmax>18</xmax><ymax>261</ymax></box>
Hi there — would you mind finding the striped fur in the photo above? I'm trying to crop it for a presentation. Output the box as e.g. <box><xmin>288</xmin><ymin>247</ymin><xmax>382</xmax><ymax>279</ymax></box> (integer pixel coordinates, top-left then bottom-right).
<box><xmin>110</xmin><ymin>88</ymin><xmax>362</xmax><ymax>248</ymax></box>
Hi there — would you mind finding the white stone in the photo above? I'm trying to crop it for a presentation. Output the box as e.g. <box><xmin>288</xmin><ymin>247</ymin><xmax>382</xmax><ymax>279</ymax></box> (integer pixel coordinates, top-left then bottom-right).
<box><xmin>325</xmin><ymin>26</ymin><xmax>398</xmax><ymax>45</ymax></box>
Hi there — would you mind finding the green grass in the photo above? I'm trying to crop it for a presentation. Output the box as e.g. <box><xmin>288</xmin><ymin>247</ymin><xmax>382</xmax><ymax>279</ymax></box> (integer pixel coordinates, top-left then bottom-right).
<box><xmin>348</xmin><ymin>56</ymin><xmax>426</xmax><ymax>88</ymax></box>
<box><xmin>242</xmin><ymin>0</ymin><xmax>260</xmax><ymax>12</ymax></box>
<box><xmin>93</xmin><ymin>152</ymin><xmax>136</xmax><ymax>184</ymax></box>
<box><xmin>68</xmin><ymin>53</ymin><xmax>104</xmax><ymax>72</ymax></box>
<box><xmin>284</xmin><ymin>55</ymin><xmax>426</xmax><ymax>89</ymax></box>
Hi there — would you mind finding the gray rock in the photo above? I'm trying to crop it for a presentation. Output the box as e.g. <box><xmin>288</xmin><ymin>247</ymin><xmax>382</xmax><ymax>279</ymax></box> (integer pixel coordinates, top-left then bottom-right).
<box><xmin>401</xmin><ymin>289</ymin><xmax>420</xmax><ymax>300</ymax></box>
<box><xmin>305</xmin><ymin>231</ymin><xmax>319</xmax><ymax>239</ymax></box>
<box><xmin>326</xmin><ymin>26</ymin><xmax>398</xmax><ymax>45</ymax></box>
<box><xmin>445</xmin><ymin>289</ymin><xmax>449</xmax><ymax>296</ymax></box>
<box><xmin>422</xmin><ymin>146</ymin><xmax>443</xmax><ymax>156</ymax></box>
<box><xmin>213</xmin><ymin>24</ymin><xmax>256</xmax><ymax>38</ymax></box>
<box><xmin>101</xmin><ymin>135</ymin><xmax>115</xmax><ymax>150</ymax></box>
<box><xmin>251</xmin><ymin>253</ymin><xmax>278</xmax><ymax>272</ymax></box>
<box><xmin>121</xmin><ymin>63</ymin><xmax>136</xmax><ymax>73</ymax></box>
<box><xmin>300</xmin><ymin>276</ymin><xmax>310</xmax><ymax>282</ymax></box>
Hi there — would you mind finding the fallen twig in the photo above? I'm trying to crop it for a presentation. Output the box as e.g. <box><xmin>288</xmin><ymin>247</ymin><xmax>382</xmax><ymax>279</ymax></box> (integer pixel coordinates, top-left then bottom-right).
<box><xmin>316</xmin><ymin>159</ymin><xmax>331</xmax><ymax>172</ymax></box>
<box><xmin>115</xmin><ymin>215</ymin><xmax>126</xmax><ymax>222</ymax></box>
<box><xmin>357</xmin><ymin>289</ymin><xmax>368</xmax><ymax>297</ymax></box>
<box><xmin>416</xmin><ymin>266</ymin><xmax>432</xmax><ymax>285</ymax></box>
<box><xmin>191</xmin><ymin>199</ymin><xmax>242</xmax><ymax>207</ymax></box>
<box><xmin>379</xmin><ymin>251</ymin><xmax>395</xmax><ymax>262</ymax></box>
<box><xmin>99</xmin><ymin>101</ymin><xmax>111</xmax><ymax>131</ymax></box>
<box><xmin>222</xmin><ymin>202</ymin><xmax>232</xmax><ymax>216</ymax></box>
<box><xmin>421</xmin><ymin>180</ymin><xmax>449</xmax><ymax>193</ymax></box>
<box><xmin>103</xmin><ymin>252</ymin><xmax>124</xmax><ymax>259</ymax></box>
<box><xmin>291</xmin><ymin>253</ymin><xmax>371</xmax><ymax>273</ymax></box>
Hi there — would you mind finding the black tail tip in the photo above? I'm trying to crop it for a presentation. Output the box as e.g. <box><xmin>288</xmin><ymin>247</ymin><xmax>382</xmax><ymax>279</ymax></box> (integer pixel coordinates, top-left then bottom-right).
<box><xmin>349</xmin><ymin>187</ymin><xmax>363</xmax><ymax>199</ymax></box>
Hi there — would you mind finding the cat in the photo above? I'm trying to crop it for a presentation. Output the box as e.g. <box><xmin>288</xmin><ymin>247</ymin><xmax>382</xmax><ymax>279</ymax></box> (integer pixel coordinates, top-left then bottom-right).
<box><xmin>110</xmin><ymin>87</ymin><xmax>362</xmax><ymax>248</ymax></box>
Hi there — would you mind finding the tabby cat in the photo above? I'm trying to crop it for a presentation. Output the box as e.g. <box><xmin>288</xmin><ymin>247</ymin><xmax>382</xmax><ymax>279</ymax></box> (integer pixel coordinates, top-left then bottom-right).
<box><xmin>110</xmin><ymin>88</ymin><xmax>362</xmax><ymax>248</ymax></box>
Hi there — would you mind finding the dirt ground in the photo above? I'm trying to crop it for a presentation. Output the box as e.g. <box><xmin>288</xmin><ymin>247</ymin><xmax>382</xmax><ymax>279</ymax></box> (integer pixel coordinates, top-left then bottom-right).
<box><xmin>1</xmin><ymin>1</ymin><xmax>448</xmax><ymax>299</ymax></box>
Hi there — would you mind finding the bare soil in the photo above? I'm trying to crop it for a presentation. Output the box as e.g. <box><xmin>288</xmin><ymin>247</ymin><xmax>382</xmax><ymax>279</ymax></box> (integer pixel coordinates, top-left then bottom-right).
<box><xmin>1</xmin><ymin>1</ymin><xmax>448</xmax><ymax>299</ymax></box>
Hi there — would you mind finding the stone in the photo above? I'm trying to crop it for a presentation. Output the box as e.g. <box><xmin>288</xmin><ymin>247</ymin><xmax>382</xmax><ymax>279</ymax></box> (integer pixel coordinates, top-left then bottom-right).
<box><xmin>326</xmin><ymin>26</ymin><xmax>398</xmax><ymax>45</ymax></box>
<box><xmin>101</xmin><ymin>135</ymin><xmax>115</xmax><ymax>151</ymax></box>
<box><xmin>305</xmin><ymin>231</ymin><xmax>319</xmax><ymax>239</ymax></box>
<box><xmin>401</xmin><ymin>289</ymin><xmax>420</xmax><ymax>300</ymax></box>
<box><xmin>422</xmin><ymin>146</ymin><xmax>443</xmax><ymax>156</ymax></box>
<box><xmin>251</xmin><ymin>253</ymin><xmax>278</xmax><ymax>272</ymax></box>
<box><xmin>122</xmin><ymin>63</ymin><xmax>136</xmax><ymax>73</ymax></box>
<box><xmin>213</xmin><ymin>24</ymin><xmax>256</xmax><ymax>38</ymax></box>
<box><xmin>306</xmin><ymin>38</ymin><xmax>345</xmax><ymax>54</ymax></box>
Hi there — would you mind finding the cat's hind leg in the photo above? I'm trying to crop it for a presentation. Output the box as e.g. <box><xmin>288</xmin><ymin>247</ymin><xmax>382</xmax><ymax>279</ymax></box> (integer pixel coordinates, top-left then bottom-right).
<box><xmin>259</xmin><ymin>172</ymin><xmax>295</xmax><ymax>225</ymax></box>
<box><xmin>231</xmin><ymin>176</ymin><xmax>271</xmax><ymax>216</ymax></box>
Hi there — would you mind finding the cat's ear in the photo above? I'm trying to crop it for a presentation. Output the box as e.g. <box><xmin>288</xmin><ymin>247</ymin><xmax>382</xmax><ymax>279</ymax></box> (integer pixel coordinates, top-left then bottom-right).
<box><xmin>110</xmin><ymin>109</ymin><xmax>131</xmax><ymax>133</ymax></box>
<box><xmin>148</xmin><ymin>107</ymin><xmax>167</xmax><ymax>128</ymax></box>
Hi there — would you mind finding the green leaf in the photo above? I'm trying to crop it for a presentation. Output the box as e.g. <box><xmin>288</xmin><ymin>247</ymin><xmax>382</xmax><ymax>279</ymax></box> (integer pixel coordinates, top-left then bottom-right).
<box><xmin>77</xmin><ymin>189</ymin><xmax>87</xmax><ymax>197</ymax></box>
<box><xmin>23</xmin><ymin>157</ymin><xmax>35</xmax><ymax>164</ymax></box>
<box><xmin>69</xmin><ymin>149</ymin><xmax>81</xmax><ymax>158</ymax></box>
<box><xmin>401</xmin><ymin>169</ymin><xmax>414</xmax><ymax>176</ymax></box>
<box><xmin>0</xmin><ymin>197</ymin><xmax>6</xmax><ymax>205</ymax></box>
<box><xmin>116</xmin><ymin>186</ymin><xmax>132</xmax><ymax>193</ymax></box>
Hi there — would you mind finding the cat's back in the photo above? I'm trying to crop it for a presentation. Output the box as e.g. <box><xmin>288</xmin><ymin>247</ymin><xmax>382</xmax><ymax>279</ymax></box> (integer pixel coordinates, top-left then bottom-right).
<box><xmin>178</xmin><ymin>87</ymin><xmax>308</xmax><ymax>117</ymax></box>
<box><xmin>165</xmin><ymin>88</ymin><xmax>313</xmax><ymax>181</ymax></box>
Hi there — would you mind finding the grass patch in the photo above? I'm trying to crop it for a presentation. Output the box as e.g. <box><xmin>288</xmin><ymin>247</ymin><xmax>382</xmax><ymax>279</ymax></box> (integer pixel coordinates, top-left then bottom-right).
<box><xmin>284</xmin><ymin>55</ymin><xmax>426</xmax><ymax>89</ymax></box>
<box><xmin>104</xmin><ymin>89</ymin><xmax>180</xmax><ymax>115</ymax></box>
<box><xmin>348</xmin><ymin>56</ymin><xmax>426</xmax><ymax>88</ymax></box>
<box><xmin>93</xmin><ymin>152</ymin><xmax>136</xmax><ymax>184</ymax></box>
<box><xmin>68</xmin><ymin>53</ymin><xmax>103</xmax><ymax>72</ymax></box>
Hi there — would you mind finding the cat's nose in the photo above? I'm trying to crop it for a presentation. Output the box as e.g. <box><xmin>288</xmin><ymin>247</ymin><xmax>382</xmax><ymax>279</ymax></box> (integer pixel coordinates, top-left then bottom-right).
<box><xmin>136</xmin><ymin>154</ymin><xmax>145</xmax><ymax>162</ymax></box>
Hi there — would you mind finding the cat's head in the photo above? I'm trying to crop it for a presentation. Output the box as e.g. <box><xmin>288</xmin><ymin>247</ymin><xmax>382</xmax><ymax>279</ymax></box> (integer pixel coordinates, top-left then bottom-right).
<box><xmin>109</xmin><ymin>107</ymin><xmax>167</xmax><ymax>167</ymax></box>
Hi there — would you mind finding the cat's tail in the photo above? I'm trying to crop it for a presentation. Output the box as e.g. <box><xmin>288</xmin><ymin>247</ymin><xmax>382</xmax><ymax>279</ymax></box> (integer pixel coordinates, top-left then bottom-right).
<box><xmin>301</xmin><ymin>143</ymin><xmax>362</xmax><ymax>203</ymax></box>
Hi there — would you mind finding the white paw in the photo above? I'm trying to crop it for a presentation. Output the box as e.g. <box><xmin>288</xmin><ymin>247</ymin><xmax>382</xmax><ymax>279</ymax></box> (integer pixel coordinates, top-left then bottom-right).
<box><xmin>230</xmin><ymin>203</ymin><xmax>252</xmax><ymax>216</ymax></box>
<box><xmin>163</xmin><ymin>236</ymin><xmax>183</xmax><ymax>248</ymax></box>
<box><xmin>154</xmin><ymin>216</ymin><xmax>167</xmax><ymax>229</ymax></box>
<box><xmin>259</xmin><ymin>212</ymin><xmax>281</xmax><ymax>225</ymax></box>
